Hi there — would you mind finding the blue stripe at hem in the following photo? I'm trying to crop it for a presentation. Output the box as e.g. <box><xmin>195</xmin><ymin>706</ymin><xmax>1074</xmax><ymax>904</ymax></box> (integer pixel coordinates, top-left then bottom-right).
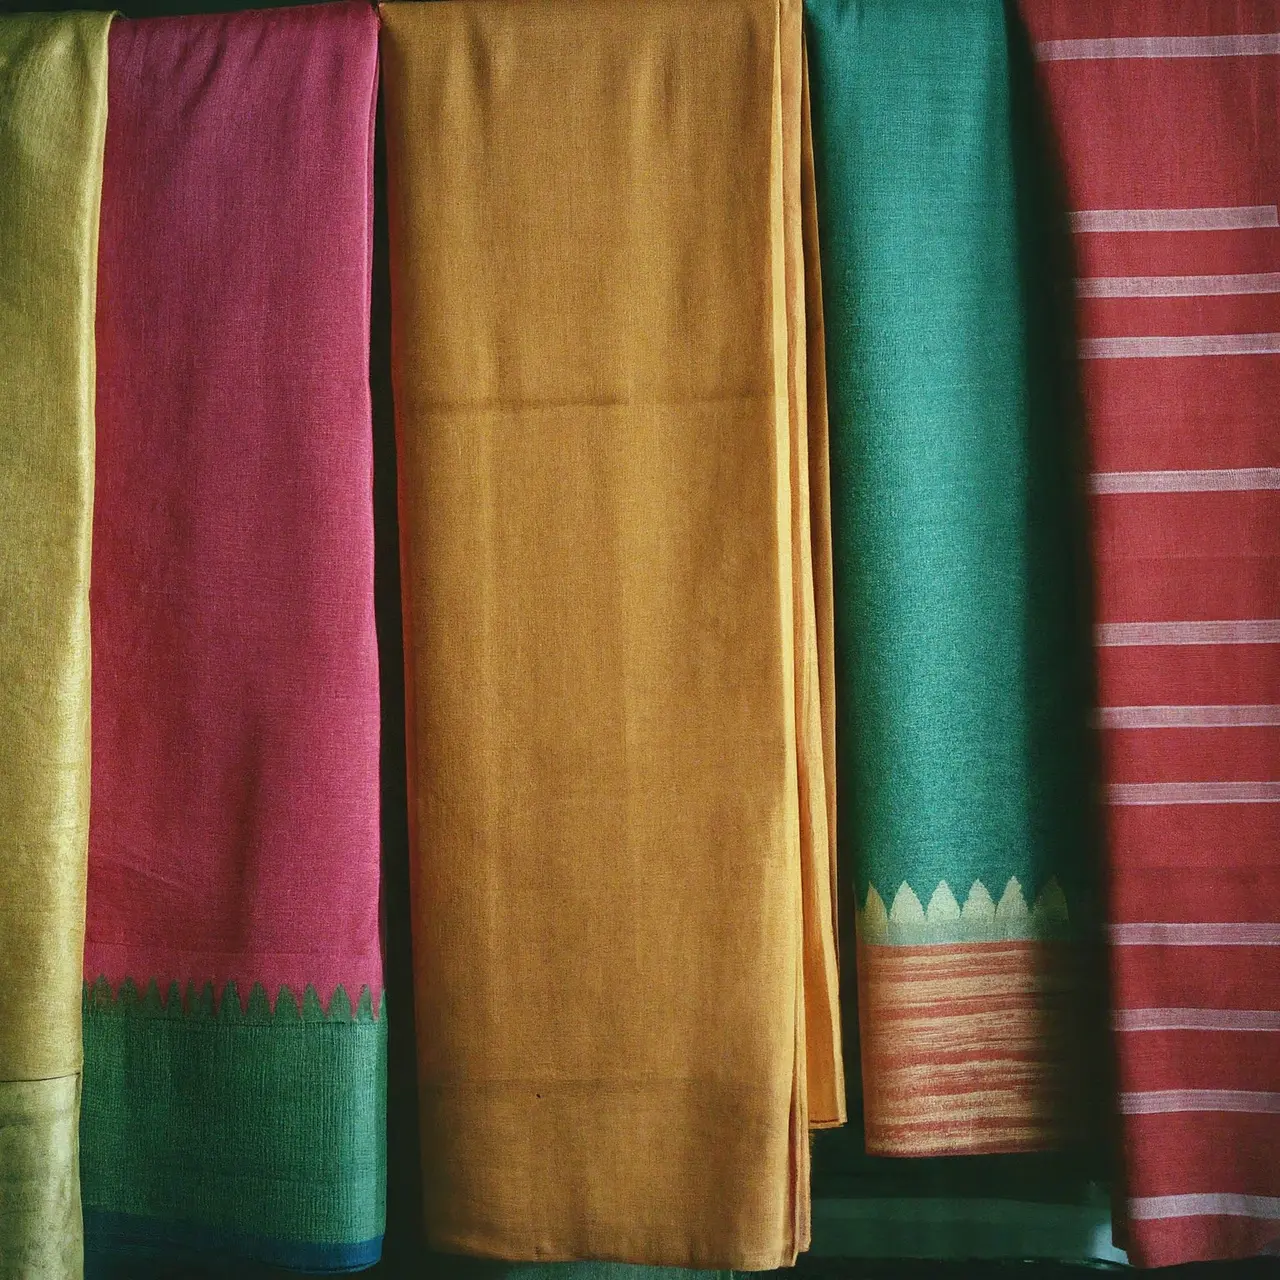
<box><xmin>84</xmin><ymin>1209</ymin><xmax>382</xmax><ymax>1275</ymax></box>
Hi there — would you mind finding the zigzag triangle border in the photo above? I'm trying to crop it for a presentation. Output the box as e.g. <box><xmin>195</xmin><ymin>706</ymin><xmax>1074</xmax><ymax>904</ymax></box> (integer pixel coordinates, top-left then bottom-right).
<box><xmin>83</xmin><ymin>976</ymin><xmax>384</xmax><ymax>1023</ymax></box>
<box><xmin>857</xmin><ymin>875</ymin><xmax>1074</xmax><ymax>945</ymax></box>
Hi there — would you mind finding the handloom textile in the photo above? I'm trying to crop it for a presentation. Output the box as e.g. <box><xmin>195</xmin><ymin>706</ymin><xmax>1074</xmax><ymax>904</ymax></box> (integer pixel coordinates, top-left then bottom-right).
<box><xmin>82</xmin><ymin>3</ymin><xmax>385</xmax><ymax>1270</ymax></box>
<box><xmin>0</xmin><ymin>13</ymin><xmax>110</xmax><ymax>1276</ymax></box>
<box><xmin>1024</xmin><ymin>0</ymin><xmax>1280</xmax><ymax>1264</ymax></box>
<box><xmin>806</xmin><ymin>0</ymin><xmax>1095</xmax><ymax>1156</ymax></box>
<box><xmin>381</xmin><ymin>0</ymin><xmax>843</xmax><ymax>1265</ymax></box>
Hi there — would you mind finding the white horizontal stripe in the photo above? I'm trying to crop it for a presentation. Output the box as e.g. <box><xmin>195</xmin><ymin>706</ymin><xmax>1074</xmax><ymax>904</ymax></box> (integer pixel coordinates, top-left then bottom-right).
<box><xmin>1038</xmin><ymin>34</ymin><xmax>1280</xmax><ymax>61</ymax></box>
<box><xmin>1098</xmin><ymin>619</ymin><xmax>1280</xmax><ymax>646</ymax></box>
<box><xmin>1071</xmin><ymin>206</ymin><xmax>1280</xmax><ymax>232</ymax></box>
<box><xmin>1079</xmin><ymin>272</ymin><xmax>1280</xmax><ymax>297</ymax></box>
<box><xmin>1100</xmin><ymin>704</ymin><xmax>1280</xmax><ymax>728</ymax></box>
<box><xmin>1091</xmin><ymin>468</ymin><xmax>1280</xmax><ymax>493</ymax></box>
<box><xmin>1082</xmin><ymin>332</ymin><xmax>1280</xmax><ymax>359</ymax></box>
<box><xmin>1122</xmin><ymin>1089</ymin><xmax>1280</xmax><ymax>1114</ymax></box>
<box><xmin>1112</xmin><ymin>921</ymin><xmax>1280</xmax><ymax>945</ymax></box>
<box><xmin>1130</xmin><ymin>1193</ymin><xmax>1280</xmax><ymax>1221</ymax></box>
<box><xmin>1116</xmin><ymin>1007</ymin><xmax>1280</xmax><ymax>1031</ymax></box>
<box><xmin>1109</xmin><ymin>781</ymin><xmax>1280</xmax><ymax>804</ymax></box>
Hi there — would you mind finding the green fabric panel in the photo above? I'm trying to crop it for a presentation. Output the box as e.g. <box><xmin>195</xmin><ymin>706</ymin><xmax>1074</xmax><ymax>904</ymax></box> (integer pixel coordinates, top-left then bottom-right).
<box><xmin>424</xmin><ymin>1266</ymin><xmax>730</xmax><ymax>1280</ymax></box>
<box><xmin>810</xmin><ymin>1194</ymin><xmax>1124</xmax><ymax>1262</ymax></box>
<box><xmin>81</xmin><ymin>981</ymin><xmax>386</xmax><ymax>1248</ymax></box>
<box><xmin>0</xmin><ymin>1076</ymin><xmax>82</xmax><ymax>1279</ymax></box>
<box><xmin>805</xmin><ymin>0</ymin><xmax>1091</xmax><ymax>920</ymax></box>
<box><xmin>811</xmin><ymin>1132</ymin><xmax>1120</xmax><ymax>1261</ymax></box>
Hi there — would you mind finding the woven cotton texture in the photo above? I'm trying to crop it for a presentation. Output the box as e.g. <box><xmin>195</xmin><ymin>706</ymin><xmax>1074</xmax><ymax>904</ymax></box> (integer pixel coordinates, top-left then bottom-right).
<box><xmin>0</xmin><ymin>13</ymin><xmax>110</xmax><ymax>1276</ymax></box>
<box><xmin>1025</xmin><ymin>0</ymin><xmax>1280</xmax><ymax>1264</ymax></box>
<box><xmin>807</xmin><ymin>0</ymin><xmax>1094</xmax><ymax>1157</ymax></box>
<box><xmin>82</xmin><ymin>4</ymin><xmax>385</xmax><ymax>1270</ymax></box>
<box><xmin>381</xmin><ymin>0</ymin><xmax>843</xmax><ymax>1266</ymax></box>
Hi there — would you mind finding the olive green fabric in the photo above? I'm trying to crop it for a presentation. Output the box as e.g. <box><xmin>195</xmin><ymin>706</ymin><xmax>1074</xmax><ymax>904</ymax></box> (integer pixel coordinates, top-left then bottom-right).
<box><xmin>0</xmin><ymin>1078</ymin><xmax>83</xmax><ymax>1279</ymax></box>
<box><xmin>1</xmin><ymin>11</ymin><xmax>111</xmax><ymax>1276</ymax></box>
<box><xmin>0</xmin><ymin>8</ymin><xmax>109</xmax><ymax>1084</ymax></box>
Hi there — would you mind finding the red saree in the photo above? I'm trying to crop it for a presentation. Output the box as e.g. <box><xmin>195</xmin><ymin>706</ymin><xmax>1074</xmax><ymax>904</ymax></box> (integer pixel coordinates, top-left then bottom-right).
<box><xmin>1024</xmin><ymin>0</ymin><xmax>1280</xmax><ymax>1264</ymax></box>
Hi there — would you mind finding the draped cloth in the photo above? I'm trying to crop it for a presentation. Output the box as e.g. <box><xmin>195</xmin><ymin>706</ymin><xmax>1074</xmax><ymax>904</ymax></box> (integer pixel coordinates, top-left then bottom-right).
<box><xmin>83</xmin><ymin>4</ymin><xmax>384</xmax><ymax>1270</ymax></box>
<box><xmin>381</xmin><ymin>0</ymin><xmax>843</xmax><ymax>1266</ymax></box>
<box><xmin>1023</xmin><ymin>0</ymin><xmax>1280</xmax><ymax>1265</ymax></box>
<box><xmin>0</xmin><ymin>14</ymin><xmax>110</xmax><ymax>1277</ymax></box>
<box><xmin>806</xmin><ymin>0</ymin><xmax>1095</xmax><ymax>1157</ymax></box>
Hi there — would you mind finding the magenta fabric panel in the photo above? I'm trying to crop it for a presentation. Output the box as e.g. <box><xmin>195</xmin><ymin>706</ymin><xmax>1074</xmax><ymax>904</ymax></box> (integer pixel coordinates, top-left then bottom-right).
<box><xmin>87</xmin><ymin>0</ymin><xmax>382</xmax><ymax>1012</ymax></box>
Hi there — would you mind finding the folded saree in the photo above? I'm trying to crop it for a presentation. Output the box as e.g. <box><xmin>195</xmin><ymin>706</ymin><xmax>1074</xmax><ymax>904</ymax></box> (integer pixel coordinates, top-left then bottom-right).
<box><xmin>381</xmin><ymin>0</ymin><xmax>843</xmax><ymax>1265</ymax></box>
<box><xmin>82</xmin><ymin>4</ymin><xmax>384</xmax><ymax>1270</ymax></box>
<box><xmin>807</xmin><ymin>0</ymin><xmax>1096</xmax><ymax>1156</ymax></box>
<box><xmin>1024</xmin><ymin>0</ymin><xmax>1280</xmax><ymax>1264</ymax></box>
<box><xmin>0</xmin><ymin>14</ymin><xmax>110</xmax><ymax>1276</ymax></box>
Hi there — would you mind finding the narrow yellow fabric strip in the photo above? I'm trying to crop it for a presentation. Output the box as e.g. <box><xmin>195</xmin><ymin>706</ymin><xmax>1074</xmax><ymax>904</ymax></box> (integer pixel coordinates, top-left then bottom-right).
<box><xmin>0</xmin><ymin>11</ymin><xmax>112</xmax><ymax>1276</ymax></box>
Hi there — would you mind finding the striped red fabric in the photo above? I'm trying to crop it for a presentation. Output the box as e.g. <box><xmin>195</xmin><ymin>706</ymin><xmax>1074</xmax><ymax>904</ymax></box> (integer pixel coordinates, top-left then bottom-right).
<box><xmin>1022</xmin><ymin>0</ymin><xmax>1280</xmax><ymax>1266</ymax></box>
<box><xmin>856</xmin><ymin>942</ymin><xmax>1080</xmax><ymax>1156</ymax></box>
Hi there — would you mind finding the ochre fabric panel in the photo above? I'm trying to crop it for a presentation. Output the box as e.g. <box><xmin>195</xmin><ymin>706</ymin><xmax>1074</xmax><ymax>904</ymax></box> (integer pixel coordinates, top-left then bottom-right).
<box><xmin>381</xmin><ymin>0</ymin><xmax>841</xmax><ymax>1265</ymax></box>
<box><xmin>782</xmin><ymin>6</ymin><xmax>844</xmax><ymax>1131</ymax></box>
<box><xmin>0</xmin><ymin>13</ymin><xmax>110</xmax><ymax>1277</ymax></box>
<box><xmin>794</xmin><ymin>34</ymin><xmax>844</xmax><ymax>1130</ymax></box>
<box><xmin>801</xmin><ymin>44</ymin><xmax>841</xmax><ymax>990</ymax></box>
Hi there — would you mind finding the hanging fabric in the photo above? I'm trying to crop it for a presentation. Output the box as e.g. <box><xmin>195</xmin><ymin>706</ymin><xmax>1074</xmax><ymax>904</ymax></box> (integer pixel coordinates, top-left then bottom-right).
<box><xmin>81</xmin><ymin>3</ymin><xmax>385</xmax><ymax>1270</ymax></box>
<box><xmin>0</xmin><ymin>13</ymin><xmax>111</xmax><ymax>1276</ymax></box>
<box><xmin>806</xmin><ymin>0</ymin><xmax>1097</xmax><ymax>1157</ymax></box>
<box><xmin>1023</xmin><ymin>0</ymin><xmax>1280</xmax><ymax>1264</ymax></box>
<box><xmin>380</xmin><ymin>0</ymin><xmax>843</xmax><ymax>1265</ymax></box>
